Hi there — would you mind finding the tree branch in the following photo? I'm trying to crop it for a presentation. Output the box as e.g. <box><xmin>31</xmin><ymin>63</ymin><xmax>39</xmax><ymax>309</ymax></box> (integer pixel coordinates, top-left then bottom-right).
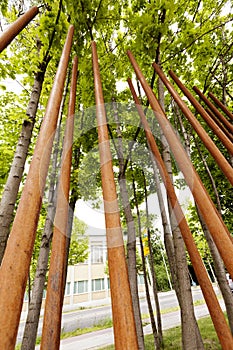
<box><xmin>192</xmin><ymin>0</ymin><xmax>202</xmax><ymax>22</ymax></box>
<box><xmin>92</xmin><ymin>0</ymin><xmax>103</xmax><ymax>25</ymax></box>
<box><xmin>43</xmin><ymin>0</ymin><xmax>63</xmax><ymax>64</ymax></box>
<box><xmin>162</xmin><ymin>18</ymin><xmax>233</xmax><ymax>64</ymax></box>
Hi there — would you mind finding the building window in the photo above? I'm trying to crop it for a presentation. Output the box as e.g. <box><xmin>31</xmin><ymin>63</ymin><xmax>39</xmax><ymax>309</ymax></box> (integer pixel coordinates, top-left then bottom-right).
<box><xmin>91</xmin><ymin>245</ymin><xmax>104</xmax><ymax>263</ymax></box>
<box><xmin>92</xmin><ymin>278</ymin><xmax>105</xmax><ymax>291</ymax></box>
<box><xmin>74</xmin><ymin>280</ymin><xmax>88</xmax><ymax>294</ymax></box>
<box><xmin>107</xmin><ymin>278</ymin><xmax>110</xmax><ymax>290</ymax></box>
<box><xmin>138</xmin><ymin>274</ymin><xmax>145</xmax><ymax>285</ymax></box>
<box><xmin>65</xmin><ymin>282</ymin><xmax>71</xmax><ymax>295</ymax></box>
<box><xmin>78</xmin><ymin>280</ymin><xmax>88</xmax><ymax>294</ymax></box>
<box><xmin>74</xmin><ymin>281</ymin><xmax>78</xmax><ymax>294</ymax></box>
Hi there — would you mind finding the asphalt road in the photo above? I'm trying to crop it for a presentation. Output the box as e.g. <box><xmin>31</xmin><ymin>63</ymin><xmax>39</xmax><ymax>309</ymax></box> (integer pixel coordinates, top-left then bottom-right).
<box><xmin>60</xmin><ymin>287</ymin><xmax>216</xmax><ymax>333</ymax></box>
<box><xmin>18</xmin><ymin>286</ymin><xmax>221</xmax><ymax>348</ymax></box>
<box><xmin>17</xmin><ymin>288</ymin><xmax>180</xmax><ymax>342</ymax></box>
<box><xmin>34</xmin><ymin>300</ymin><xmax>225</xmax><ymax>350</ymax></box>
<box><xmin>33</xmin><ymin>302</ymin><xmax>223</xmax><ymax>350</ymax></box>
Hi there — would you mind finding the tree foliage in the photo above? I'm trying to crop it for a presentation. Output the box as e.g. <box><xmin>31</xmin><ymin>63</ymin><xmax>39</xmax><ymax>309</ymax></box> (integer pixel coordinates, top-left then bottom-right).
<box><xmin>68</xmin><ymin>216</ymin><xmax>89</xmax><ymax>265</ymax></box>
<box><xmin>0</xmin><ymin>0</ymin><xmax>232</xmax><ymax>319</ymax></box>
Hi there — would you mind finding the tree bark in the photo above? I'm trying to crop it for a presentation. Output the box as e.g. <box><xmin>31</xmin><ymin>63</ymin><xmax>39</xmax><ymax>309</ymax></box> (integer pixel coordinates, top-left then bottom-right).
<box><xmin>176</xmin><ymin>103</ymin><xmax>233</xmax><ymax>336</ymax></box>
<box><xmin>152</xmin><ymin>158</ymin><xmax>178</xmax><ymax>288</ymax></box>
<box><xmin>63</xmin><ymin>140</ymin><xmax>83</xmax><ymax>297</ymax></box>
<box><xmin>177</xmin><ymin>75</ymin><xmax>233</xmax><ymax>335</ymax></box>
<box><xmin>21</xmin><ymin>205</ymin><xmax>55</xmax><ymax>350</ymax></box>
<box><xmin>132</xmin><ymin>169</ymin><xmax>160</xmax><ymax>349</ymax></box>
<box><xmin>197</xmin><ymin>206</ymin><xmax>233</xmax><ymax>334</ymax></box>
<box><xmin>21</xmin><ymin>75</ymin><xmax>69</xmax><ymax>349</ymax></box>
<box><xmin>194</xmin><ymin>137</ymin><xmax>222</xmax><ymax>214</ymax></box>
<box><xmin>158</xmin><ymin>78</ymin><xmax>204</xmax><ymax>350</ymax></box>
<box><xmin>112</xmin><ymin>100</ymin><xmax>145</xmax><ymax>350</ymax></box>
<box><xmin>0</xmin><ymin>67</ymin><xmax>46</xmax><ymax>264</ymax></box>
<box><xmin>143</xmin><ymin>170</ymin><xmax>163</xmax><ymax>348</ymax></box>
<box><xmin>0</xmin><ymin>0</ymin><xmax>63</xmax><ymax>264</ymax></box>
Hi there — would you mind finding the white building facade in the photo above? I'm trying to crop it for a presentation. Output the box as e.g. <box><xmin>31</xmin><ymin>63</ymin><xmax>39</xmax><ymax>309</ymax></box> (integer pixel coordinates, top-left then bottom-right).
<box><xmin>22</xmin><ymin>227</ymin><xmax>145</xmax><ymax>313</ymax></box>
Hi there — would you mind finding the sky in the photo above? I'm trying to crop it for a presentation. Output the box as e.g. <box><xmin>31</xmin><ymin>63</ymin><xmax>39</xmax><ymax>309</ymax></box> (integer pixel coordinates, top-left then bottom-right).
<box><xmin>75</xmin><ymin>178</ymin><xmax>193</xmax><ymax>235</ymax></box>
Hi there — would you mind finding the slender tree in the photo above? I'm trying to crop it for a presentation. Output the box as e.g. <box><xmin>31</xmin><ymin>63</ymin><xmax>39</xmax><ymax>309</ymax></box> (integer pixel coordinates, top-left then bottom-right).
<box><xmin>142</xmin><ymin>169</ymin><xmax>163</xmax><ymax>348</ymax></box>
<box><xmin>21</xmin><ymin>67</ymin><xmax>70</xmax><ymax>350</ymax></box>
<box><xmin>0</xmin><ymin>0</ymin><xmax>66</xmax><ymax>263</ymax></box>
<box><xmin>158</xmin><ymin>78</ymin><xmax>204</xmax><ymax>350</ymax></box>
<box><xmin>112</xmin><ymin>100</ymin><xmax>145</xmax><ymax>350</ymax></box>
<box><xmin>131</xmin><ymin>164</ymin><xmax>160</xmax><ymax>349</ymax></box>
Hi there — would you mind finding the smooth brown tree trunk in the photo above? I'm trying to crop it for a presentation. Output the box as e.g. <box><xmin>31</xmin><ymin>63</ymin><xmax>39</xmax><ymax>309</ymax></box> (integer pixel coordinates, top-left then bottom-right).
<box><xmin>158</xmin><ymin>78</ymin><xmax>204</xmax><ymax>350</ymax></box>
<box><xmin>21</xmin><ymin>115</ymin><xmax>64</xmax><ymax>350</ymax></box>
<box><xmin>112</xmin><ymin>100</ymin><xmax>145</xmax><ymax>350</ymax></box>
<box><xmin>197</xmin><ymin>206</ymin><xmax>233</xmax><ymax>334</ymax></box>
<box><xmin>176</xmin><ymin>103</ymin><xmax>233</xmax><ymax>334</ymax></box>
<box><xmin>92</xmin><ymin>41</ymin><xmax>138</xmax><ymax>350</ymax></box>
<box><xmin>21</xmin><ymin>73</ymin><xmax>70</xmax><ymax>349</ymax></box>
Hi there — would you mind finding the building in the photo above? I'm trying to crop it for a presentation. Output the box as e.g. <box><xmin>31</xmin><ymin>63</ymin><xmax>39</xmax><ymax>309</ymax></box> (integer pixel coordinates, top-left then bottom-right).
<box><xmin>22</xmin><ymin>226</ymin><xmax>145</xmax><ymax>314</ymax></box>
<box><xmin>63</xmin><ymin>226</ymin><xmax>110</xmax><ymax>308</ymax></box>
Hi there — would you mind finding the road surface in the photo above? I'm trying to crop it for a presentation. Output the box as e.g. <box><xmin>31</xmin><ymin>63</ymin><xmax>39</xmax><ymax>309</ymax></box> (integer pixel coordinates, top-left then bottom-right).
<box><xmin>35</xmin><ymin>300</ymin><xmax>225</xmax><ymax>350</ymax></box>
<box><xmin>18</xmin><ymin>286</ymin><xmax>222</xmax><ymax>349</ymax></box>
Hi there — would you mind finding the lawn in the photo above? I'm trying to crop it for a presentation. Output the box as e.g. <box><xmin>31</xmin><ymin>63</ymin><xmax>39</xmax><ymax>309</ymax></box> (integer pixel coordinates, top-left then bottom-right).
<box><xmin>15</xmin><ymin>313</ymin><xmax>222</xmax><ymax>349</ymax></box>
<box><xmin>100</xmin><ymin>315</ymin><xmax>221</xmax><ymax>349</ymax></box>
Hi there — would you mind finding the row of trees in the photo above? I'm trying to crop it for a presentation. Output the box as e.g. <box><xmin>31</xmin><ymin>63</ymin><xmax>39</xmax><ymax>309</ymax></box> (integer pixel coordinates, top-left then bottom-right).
<box><xmin>0</xmin><ymin>0</ymin><xmax>233</xmax><ymax>349</ymax></box>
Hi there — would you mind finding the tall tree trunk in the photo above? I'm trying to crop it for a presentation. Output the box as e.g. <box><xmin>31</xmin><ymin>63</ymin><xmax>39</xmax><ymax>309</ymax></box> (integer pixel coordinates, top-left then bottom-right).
<box><xmin>132</xmin><ymin>169</ymin><xmax>160</xmax><ymax>350</ymax></box>
<box><xmin>187</xmin><ymin>130</ymin><xmax>233</xmax><ymax>334</ymax></box>
<box><xmin>21</xmin><ymin>75</ymin><xmax>69</xmax><ymax>349</ymax></box>
<box><xmin>158</xmin><ymin>78</ymin><xmax>204</xmax><ymax>350</ymax></box>
<box><xmin>176</xmin><ymin>101</ymin><xmax>233</xmax><ymax>334</ymax></box>
<box><xmin>0</xmin><ymin>0</ymin><xmax>63</xmax><ymax>264</ymax></box>
<box><xmin>152</xmin><ymin>28</ymin><xmax>200</xmax><ymax>346</ymax></box>
<box><xmin>194</xmin><ymin>137</ymin><xmax>223</xmax><ymax>214</ymax></box>
<box><xmin>63</xmin><ymin>192</ymin><xmax>78</xmax><ymax>296</ymax></box>
<box><xmin>143</xmin><ymin>170</ymin><xmax>163</xmax><ymax>348</ymax></box>
<box><xmin>221</xmin><ymin>28</ymin><xmax>227</xmax><ymax>106</ymax></box>
<box><xmin>172</xmin><ymin>101</ymin><xmax>191</xmax><ymax>158</ymax></box>
<box><xmin>150</xmin><ymin>156</ymin><xmax>178</xmax><ymax>294</ymax></box>
<box><xmin>112</xmin><ymin>100</ymin><xmax>145</xmax><ymax>350</ymax></box>
<box><xmin>197</xmin><ymin>206</ymin><xmax>233</xmax><ymax>334</ymax></box>
<box><xmin>21</xmin><ymin>204</ymin><xmax>56</xmax><ymax>350</ymax></box>
<box><xmin>21</xmin><ymin>163</ymin><xmax>58</xmax><ymax>350</ymax></box>
<box><xmin>63</xmin><ymin>138</ymin><xmax>83</xmax><ymax>297</ymax></box>
<box><xmin>0</xmin><ymin>67</ymin><xmax>46</xmax><ymax>264</ymax></box>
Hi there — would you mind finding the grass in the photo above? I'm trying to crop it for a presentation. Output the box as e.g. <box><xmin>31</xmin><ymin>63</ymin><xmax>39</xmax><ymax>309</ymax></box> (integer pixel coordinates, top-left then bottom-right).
<box><xmin>162</xmin><ymin>316</ymin><xmax>220</xmax><ymax>349</ymax></box>
<box><xmin>99</xmin><ymin>315</ymin><xmax>221</xmax><ymax>349</ymax></box>
<box><xmin>15</xmin><ymin>297</ymin><xmax>223</xmax><ymax>349</ymax></box>
<box><xmin>15</xmin><ymin>315</ymin><xmax>221</xmax><ymax>350</ymax></box>
<box><xmin>142</xmin><ymin>296</ymin><xmax>221</xmax><ymax>320</ymax></box>
<box><xmin>60</xmin><ymin>317</ymin><xmax>113</xmax><ymax>339</ymax></box>
<box><xmin>15</xmin><ymin>318</ymin><xmax>113</xmax><ymax>349</ymax></box>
